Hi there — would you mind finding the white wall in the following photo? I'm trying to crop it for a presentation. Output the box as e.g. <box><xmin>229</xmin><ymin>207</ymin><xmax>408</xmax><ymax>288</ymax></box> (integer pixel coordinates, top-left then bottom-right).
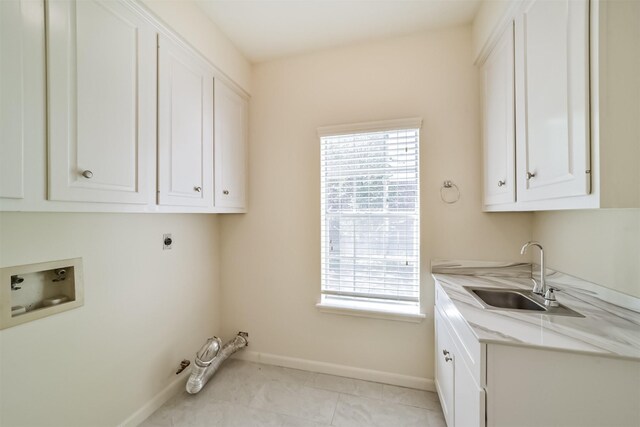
<box><xmin>533</xmin><ymin>209</ymin><xmax>640</xmax><ymax>298</ymax></box>
<box><xmin>219</xmin><ymin>26</ymin><xmax>532</xmax><ymax>382</ymax></box>
<box><xmin>141</xmin><ymin>0</ymin><xmax>251</xmax><ymax>92</ymax></box>
<box><xmin>0</xmin><ymin>213</ymin><xmax>221</xmax><ymax>426</ymax></box>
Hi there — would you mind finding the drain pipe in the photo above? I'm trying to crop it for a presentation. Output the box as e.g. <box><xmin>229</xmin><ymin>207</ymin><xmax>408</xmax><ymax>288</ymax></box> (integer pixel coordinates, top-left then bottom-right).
<box><xmin>186</xmin><ymin>332</ymin><xmax>248</xmax><ymax>394</ymax></box>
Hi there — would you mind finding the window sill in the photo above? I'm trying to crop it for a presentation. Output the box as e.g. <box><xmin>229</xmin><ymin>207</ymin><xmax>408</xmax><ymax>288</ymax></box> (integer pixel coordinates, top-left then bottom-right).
<box><xmin>315</xmin><ymin>301</ymin><xmax>426</xmax><ymax>323</ymax></box>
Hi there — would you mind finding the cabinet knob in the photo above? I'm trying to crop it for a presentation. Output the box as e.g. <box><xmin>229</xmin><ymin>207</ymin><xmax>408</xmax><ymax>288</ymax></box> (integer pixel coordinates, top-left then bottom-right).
<box><xmin>526</xmin><ymin>171</ymin><xmax>536</xmax><ymax>180</ymax></box>
<box><xmin>194</xmin><ymin>186</ymin><xmax>202</xmax><ymax>193</ymax></box>
<box><xmin>442</xmin><ymin>349</ymin><xmax>450</xmax><ymax>356</ymax></box>
<box><xmin>445</xmin><ymin>356</ymin><xmax>453</xmax><ymax>362</ymax></box>
<box><xmin>498</xmin><ymin>180</ymin><xmax>506</xmax><ymax>187</ymax></box>
<box><xmin>82</xmin><ymin>170</ymin><xmax>93</xmax><ymax>179</ymax></box>
<box><xmin>223</xmin><ymin>190</ymin><xmax>229</xmax><ymax>195</ymax></box>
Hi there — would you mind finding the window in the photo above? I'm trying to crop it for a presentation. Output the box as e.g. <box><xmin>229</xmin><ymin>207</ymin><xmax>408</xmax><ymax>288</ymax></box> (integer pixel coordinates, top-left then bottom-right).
<box><xmin>318</xmin><ymin>118</ymin><xmax>421</xmax><ymax>316</ymax></box>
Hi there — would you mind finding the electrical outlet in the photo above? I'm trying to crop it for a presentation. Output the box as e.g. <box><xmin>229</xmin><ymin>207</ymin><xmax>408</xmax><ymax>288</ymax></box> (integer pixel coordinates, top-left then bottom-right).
<box><xmin>163</xmin><ymin>233</ymin><xmax>173</xmax><ymax>250</ymax></box>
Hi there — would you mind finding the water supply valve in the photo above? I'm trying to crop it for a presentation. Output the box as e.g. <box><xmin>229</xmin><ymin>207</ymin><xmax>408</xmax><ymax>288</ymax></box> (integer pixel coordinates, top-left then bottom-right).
<box><xmin>176</xmin><ymin>359</ymin><xmax>191</xmax><ymax>375</ymax></box>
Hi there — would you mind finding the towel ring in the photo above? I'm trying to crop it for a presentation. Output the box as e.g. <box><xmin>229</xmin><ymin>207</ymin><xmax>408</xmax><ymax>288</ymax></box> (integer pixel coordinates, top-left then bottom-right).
<box><xmin>440</xmin><ymin>180</ymin><xmax>460</xmax><ymax>204</ymax></box>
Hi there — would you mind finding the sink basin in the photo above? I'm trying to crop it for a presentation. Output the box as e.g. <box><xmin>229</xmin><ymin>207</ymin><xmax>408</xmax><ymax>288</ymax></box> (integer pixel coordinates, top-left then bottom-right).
<box><xmin>463</xmin><ymin>286</ymin><xmax>584</xmax><ymax>318</ymax></box>
<box><xmin>470</xmin><ymin>288</ymin><xmax>545</xmax><ymax>311</ymax></box>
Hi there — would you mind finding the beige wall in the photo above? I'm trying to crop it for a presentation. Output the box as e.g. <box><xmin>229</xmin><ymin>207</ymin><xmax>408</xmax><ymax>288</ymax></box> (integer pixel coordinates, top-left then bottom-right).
<box><xmin>533</xmin><ymin>209</ymin><xmax>640</xmax><ymax>298</ymax></box>
<box><xmin>142</xmin><ymin>0</ymin><xmax>251</xmax><ymax>92</ymax></box>
<box><xmin>0</xmin><ymin>213</ymin><xmax>220</xmax><ymax>426</ymax></box>
<box><xmin>219</xmin><ymin>26</ymin><xmax>532</xmax><ymax>381</ymax></box>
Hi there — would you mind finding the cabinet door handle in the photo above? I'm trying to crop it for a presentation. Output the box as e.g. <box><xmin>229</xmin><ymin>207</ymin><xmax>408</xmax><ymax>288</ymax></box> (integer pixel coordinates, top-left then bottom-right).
<box><xmin>526</xmin><ymin>171</ymin><xmax>536</xmax><ymax>180</ymax></box>
<box><xmin>442</xmin><ymin>349</ymin><xmax>450</xmax><ymax>356</ymax></box>
<box><xmin>445</xmin><ymin>356</ymin><xmax>453</xmax><ymax>362</ymax></box>
<box><xmin>223</xmin><ymin>190</ymin><xmax>229</xmax><ymax>195</ymax></box>
<box><xmin>498</xmin><ymin>180</ymin><xmax>506</xmax><ymax>187</ymax></box>
<box><xmin>82</xmin><ymin>170</ymin><xmax>93</xmax><ymax>179</ymax></box>
<box><xmin>194</xmin><ymin>186</ymin><xmax>202</xmax><ymax>193</ymax></box>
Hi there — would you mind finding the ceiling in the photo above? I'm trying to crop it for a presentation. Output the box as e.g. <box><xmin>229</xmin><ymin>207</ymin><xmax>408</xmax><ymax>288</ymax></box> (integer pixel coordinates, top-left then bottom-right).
<box><xmin>195</xmin><ymin>0</ymin><xmax>481</xmax><ymax>63</ymax></box>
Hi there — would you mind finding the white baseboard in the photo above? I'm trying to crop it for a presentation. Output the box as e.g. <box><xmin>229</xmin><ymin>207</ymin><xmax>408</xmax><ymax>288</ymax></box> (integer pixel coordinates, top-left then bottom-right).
<box><xmin>118</xmin><ymin>372</ymin><xmax>188</xmax><ymax>427</ymax></box>
<box><xmin>233</xmin><ymin>350</ymin><xmax>435</xmax><ymax>392</ymax></box>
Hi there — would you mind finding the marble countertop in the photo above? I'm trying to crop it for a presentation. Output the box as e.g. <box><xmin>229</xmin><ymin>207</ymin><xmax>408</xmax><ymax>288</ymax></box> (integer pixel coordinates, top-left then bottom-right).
<box><xmin>432</xmin><ymin>261</ymin><xmax>640</xmax><ymax>361</ymax></box>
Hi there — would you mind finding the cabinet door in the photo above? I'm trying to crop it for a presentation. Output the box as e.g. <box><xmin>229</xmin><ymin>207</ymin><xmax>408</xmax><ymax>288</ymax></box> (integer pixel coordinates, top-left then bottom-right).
<box><xmin>481</xmin><ymin>23</ymin><xmax>515</xmax><ymax>206</ymax></box>
<box><xmin>0</xmin><ymin>0</ymin><xmax>25</xmax><ymax>199</ymax></box>
<box><xmin>435</xmin><ymin>309</ymin><xmax>455</xmax><ymax>427</ymax></box>
<box><xmin>214</xmin><ymin>80</ymin><xmax>248</xmax><ymax>210</ymax></box>
<box><xmin>47</xmin><ymin>0</ymin><xmax>156</xmax><ymax>204</ymax></box>
<box><xmin>515</xmin><ymin>0</ymin><xmax>590</xmax><ymax>202</ymax></box>
<box><xmin>454</xmin><ymin>356</ymin><xmax>486</xmax><ymax>427</ymax></box>
<box><xmin>157</xmin><ymin>35</ymin><xmax>214</xmax><ymax>207</ymax></box>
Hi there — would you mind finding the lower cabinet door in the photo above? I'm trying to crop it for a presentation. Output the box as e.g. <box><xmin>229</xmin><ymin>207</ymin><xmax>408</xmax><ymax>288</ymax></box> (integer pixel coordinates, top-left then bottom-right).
<box><xmin>454</xmin><ymin>356</ymin><xmax>486</xmax><ymax>427</ymax></box>
<box><xmin>435</xmin><ymin>309</ymin><xmax>455</xmax><ymax>426</ymax></box>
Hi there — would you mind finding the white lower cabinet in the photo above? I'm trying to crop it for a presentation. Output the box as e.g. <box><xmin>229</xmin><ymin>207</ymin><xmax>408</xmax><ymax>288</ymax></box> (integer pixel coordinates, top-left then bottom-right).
<box><xmin>435</xmin><ymin>307</ymin><xmax>485</xmax><ymax>427</ymax></box>
<box><xmin>435</xmin><ymin>310</ymin><xmax>456</xmax><ymax>427</ymax></box>
<box><xmin>486</xmin><ymin>345</ymin><xmax>640</xmax><ymax>427</ymax></box>
<box><xmin>435</xmin><ymin>284</ymin><xmax>640</xmax><ymax>427</ymax></box>
<box><xmin>453</xmin><ymin>352</ymin><xmax>485</xmax><ymax>427</ymax></box>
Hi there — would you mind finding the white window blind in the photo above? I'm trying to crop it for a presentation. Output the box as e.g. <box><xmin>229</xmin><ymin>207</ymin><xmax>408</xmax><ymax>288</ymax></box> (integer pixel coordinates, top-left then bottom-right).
<box><xmin>320</xmin><ymin>120</ymin><xmax>420</xmax><ymax>307</ymax></box>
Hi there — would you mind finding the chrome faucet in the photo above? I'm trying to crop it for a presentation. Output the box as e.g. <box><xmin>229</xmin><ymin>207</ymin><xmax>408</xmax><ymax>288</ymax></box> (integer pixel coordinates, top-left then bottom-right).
<box><xmin>520</xmin><ymin>241</ymin><xmax>546</xmax><ymax>296</ymax></box>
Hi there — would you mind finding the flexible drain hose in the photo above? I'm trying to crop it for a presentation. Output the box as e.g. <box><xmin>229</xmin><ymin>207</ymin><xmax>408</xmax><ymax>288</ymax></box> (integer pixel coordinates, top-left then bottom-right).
<box><xmin>186</xmin><ymin>332</ymin><xmax>248</xmax><ymax>394</ymax></box>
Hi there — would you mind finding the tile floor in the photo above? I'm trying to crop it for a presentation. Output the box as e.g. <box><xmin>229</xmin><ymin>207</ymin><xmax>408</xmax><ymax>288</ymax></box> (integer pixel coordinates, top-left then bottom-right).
<box><xmin>141</xmin><ymin>359</ymin><xmax>446</xmax><ymax>427</ymax></box>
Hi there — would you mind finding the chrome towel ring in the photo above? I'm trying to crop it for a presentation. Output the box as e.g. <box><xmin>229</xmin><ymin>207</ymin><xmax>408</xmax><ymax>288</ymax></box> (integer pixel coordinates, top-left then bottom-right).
<box><xmin>440</xmin><ymin>180</ymin><xmax>460</xmax><ymax>204</ymax></box>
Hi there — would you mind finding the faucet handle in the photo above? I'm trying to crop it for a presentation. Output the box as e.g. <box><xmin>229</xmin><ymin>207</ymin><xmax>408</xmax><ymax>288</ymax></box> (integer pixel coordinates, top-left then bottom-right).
<box><xmin>544</xmin><ymin>288</ymin><xmax>559</xmax><ymax>307</ymax></box>
<box><xmin>530</xmin><ymin>278</ymin><xmax>543</xmax><ymax>295</ymax></box>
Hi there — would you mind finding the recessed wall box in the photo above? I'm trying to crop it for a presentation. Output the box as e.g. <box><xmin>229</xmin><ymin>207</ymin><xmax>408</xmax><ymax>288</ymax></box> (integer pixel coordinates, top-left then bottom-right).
<box><xmin>0</xmin><ymin>258</ymin><xmax>84</xmax><ymax>329</ymax></box>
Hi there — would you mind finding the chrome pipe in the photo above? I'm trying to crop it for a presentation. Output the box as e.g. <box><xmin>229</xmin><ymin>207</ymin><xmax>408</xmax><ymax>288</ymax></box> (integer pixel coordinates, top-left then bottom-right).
<box><xmin>186</xmin><ymin>332</ymin><xmax>248</xmax><ymax>394</ymax></box>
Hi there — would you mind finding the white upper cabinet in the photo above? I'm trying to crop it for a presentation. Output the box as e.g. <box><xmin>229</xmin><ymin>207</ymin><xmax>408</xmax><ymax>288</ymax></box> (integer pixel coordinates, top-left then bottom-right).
<box><xmin>514</xmin><ymin>0</ymin><xmax>590</xmax><ymax>202</ymax></box>
<box><xmin>214</xmin><ymin>79</ymin><xmax>248</xmax><ymax>210</ymax></box>
<box><xmin>1</xmin><ymin>0</ymin><xmax>250</xmax><ymax>213</ymax></box>
<box><xmin>0</xmin><ymin>0</ymin><xmax>25</xmax><ymax>199</ymax></box>
<box><xmin>481</xmin><ymin>23</ymin><xmax>515</xmax><ymax>207</ymax></box>
<box><xmin>157</xmin><ymin>35</ymin><xmax>214</xmax><ymax>208</ymax></box>
<box><xmin>46</xmin><ymin>0</ymin><xmax>156</xmax><ymax>204</ymax></box>
<box><xmin>475</xmin><ymin>0</ymin><xmax>640</xmax><ymax>211</ymax></box>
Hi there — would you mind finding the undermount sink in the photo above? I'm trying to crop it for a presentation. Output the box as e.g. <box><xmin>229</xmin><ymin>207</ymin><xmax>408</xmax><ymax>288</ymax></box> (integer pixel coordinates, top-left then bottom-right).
<box><xmin>471</xmin><ymin>288</ymin><xmax>545</xmax><ymax>311</ymax></box>
<box><xmin>464</xmin><ymin>286</ymin><xmax>584</xmax><ymax>318</ymax></box>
